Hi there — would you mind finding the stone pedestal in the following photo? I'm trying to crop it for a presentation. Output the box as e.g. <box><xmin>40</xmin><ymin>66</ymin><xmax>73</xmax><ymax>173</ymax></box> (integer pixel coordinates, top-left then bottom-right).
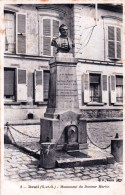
<box><xmin>40</xmin><ymin>143</ymin><xmax>56</xmax><ymax>169</ymax></box>
<box><xmin>111</xmin><ymin>139</ymin><xmax>123</xmax><ymax>162</ymax></box>
<box><xmin>40</xmin><ymin>54</ymin><xmax>88</xmax><ymax>151</ymax></box>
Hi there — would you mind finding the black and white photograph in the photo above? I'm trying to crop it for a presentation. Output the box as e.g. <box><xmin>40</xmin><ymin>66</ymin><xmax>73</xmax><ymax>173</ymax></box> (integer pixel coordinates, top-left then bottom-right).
<box><xmin>0</xmin><ymin>1</ymin><xmax>124</xmax><ymax>195</ymax></box>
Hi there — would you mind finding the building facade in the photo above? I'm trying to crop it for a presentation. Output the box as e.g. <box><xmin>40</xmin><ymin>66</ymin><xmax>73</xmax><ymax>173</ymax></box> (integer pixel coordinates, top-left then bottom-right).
<box><xmin>4</xmin><ymin>4</ymin><xmax>123</xmax><ymax>123</ymax></box>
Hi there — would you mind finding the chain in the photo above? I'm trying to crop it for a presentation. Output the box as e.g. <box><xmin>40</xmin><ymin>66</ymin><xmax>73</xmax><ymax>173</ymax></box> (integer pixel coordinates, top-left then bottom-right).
<box><xmin>87</xmin><ymin>131</ymin><xmax>111</xmax><ymax>150</ymax></box>
<box><xmin>5</xmin><ymin>123</ymin><xmax>39</xmax><ymax>139</ymax></box>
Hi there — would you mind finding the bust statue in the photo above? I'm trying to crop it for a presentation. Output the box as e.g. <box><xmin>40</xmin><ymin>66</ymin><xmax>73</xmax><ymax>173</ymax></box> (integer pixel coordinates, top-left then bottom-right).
<box><xmin>51</xmin><ymin>24</ymin><xmax>74</xmax><ymax>53</ymax></box>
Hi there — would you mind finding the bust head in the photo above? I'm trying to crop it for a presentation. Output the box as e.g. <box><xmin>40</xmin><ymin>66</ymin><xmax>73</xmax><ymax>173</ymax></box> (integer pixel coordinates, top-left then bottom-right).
<box><xmin>59</xmin><ymin>24</ymin><xmax>68</xmax><ymax>38</ymax></box>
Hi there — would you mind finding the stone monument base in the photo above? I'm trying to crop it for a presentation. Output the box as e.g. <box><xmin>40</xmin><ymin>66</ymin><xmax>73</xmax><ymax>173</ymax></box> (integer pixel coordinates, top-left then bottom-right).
<box><xmin>40</xmin><ymin>111</ymin><xmax>88</xmax><ymax>151</ymax></box>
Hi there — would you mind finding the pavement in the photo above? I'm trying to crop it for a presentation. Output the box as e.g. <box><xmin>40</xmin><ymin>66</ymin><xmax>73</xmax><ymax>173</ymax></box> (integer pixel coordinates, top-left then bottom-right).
<box><xmin>4</xmin><ymin>144</ymin><xmax>123</xmax><ymax>182</ymax></box>
<box><xmin>4</xmin><ymin>121</ymin><xmax>123</xmax><ymax>182</ymax></box>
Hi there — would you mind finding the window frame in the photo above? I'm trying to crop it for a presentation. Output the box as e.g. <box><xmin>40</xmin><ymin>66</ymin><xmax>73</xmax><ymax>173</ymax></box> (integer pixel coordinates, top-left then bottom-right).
<box><xmin>39</xmin><ymin>15</ymin><xmax>60</xmax><ymax>57</ymax></box>
<box><xmin>104</xmin><ymin>19</ymin><xmax>122</xmax><ymax>61</ymax></box>
<box><xmin>116</xmin><ymin>75</ymin><xmax>123</xmax><ymax>103</ymax></box>
<box><xmin>4</xmin><ymin>10</ymin><xmax>27</xmax><ymax>55</ymax></box>
<box><xmin>4</xmin><ymin>67</ymin><xmax>17</xmax><ymax>102</ymax></box>
<box><xmin>89</xmin><ymin>73</ymin><xmax>101</xmax><ymax>103</ymax></box>
<box><xmin>82</xmin><ymin>71</ymin><xmax>109</xmax><ymax>106</ymax></box>
<box><xmin>4</xmin><ymin>10</ymin><xmax>16</xmax><ymax>54</ymax></box>
<box><xmin>16</xmin><ymin>12</ymin><xmax>27</xmax><ymax>55</ymax></box>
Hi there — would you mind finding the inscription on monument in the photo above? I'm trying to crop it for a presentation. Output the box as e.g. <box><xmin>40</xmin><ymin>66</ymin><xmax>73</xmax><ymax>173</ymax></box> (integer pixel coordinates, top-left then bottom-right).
<box><xmin>55</xmin><ymin>66</ymin><xmax>78</xmax><ymax>109</ymax></box>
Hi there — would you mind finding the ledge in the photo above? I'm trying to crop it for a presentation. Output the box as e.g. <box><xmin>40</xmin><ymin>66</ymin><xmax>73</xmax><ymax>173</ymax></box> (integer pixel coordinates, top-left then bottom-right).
<box><xmin>4</xmin><ymin>53</ymin><xmax>52</xmax><ymax>61</ymax></box>
<box><xmin>4</xmin><ymin>119</ymin><xmax>40</xmax><ymax>126</ymax></box>
<box><xmin>114</xmin><ymin>103</ymin><xmax>123</xmax><ymax>106</ymax></box>
<box><xmin>4</xmin><ymin>102</ymin><xmax>21</xmax><ymax>105</ymax></box>
<box><xmin>85</xmin><ymin>118</ymin><xmax>123</xmax><ymax>122</ymax></box>
<box><xmin>78</xmin><ymin>59</ymin><xmax>123</xmax><ymax>66</ymax></box>
<box><xmin>87</xmin><ymin>102</ymin><xmax>105</xmax><ymax>106</ymax></box>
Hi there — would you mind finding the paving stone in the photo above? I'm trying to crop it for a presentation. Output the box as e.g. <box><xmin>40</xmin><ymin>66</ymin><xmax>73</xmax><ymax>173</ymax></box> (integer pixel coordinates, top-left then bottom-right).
<box><xmin>70</xmin><ymin>177</ymin><xmax>82</xmax><ymax>181</ymax></box>
<box><xmin>90</xmin><ymin>174</ymin><xmax>100</xmax><ymax>178</ymax></box>
<box><xmin>99</xmin><ymin>176</ymin><xmax>111</xmax><ymax>180</ymax></box>
<box><xmin>64</xmin><ymin>170</ymin><xmax>74</xmax><ymax>174</ymax></box>
<box><xmin>46</xmin><ymin>169</ymin><xmax>55</xmax><ymax>173</ymax></box>
<box><xmin>98</xmin><ymin>172</ymin><xmax>107</xmax><ymax>176</ymax></box>
<box><xmin>54</xmin><ymin>168</ymin><xmax>65</xmax><ymax>172</ymax></box>
<box><xmin>55</xmin><ymin>172</ymin><xmax>65</xmax><ymax>176</ymax></box>
<box><xmin>82</xmin><ymin>176</ymin><xmax>91</xmax><ymax>180</ymax></box>
<box><xmin>65</xmin><ymin>174</ymin><xmax>75</xmax><ymax>178</ymax></box>
<box><xmin>19</xmin><ymin>173</ymin><xmax>30</xmax><ymax>178</ymax></box>
<box><xmin>53</xmin><ymin>175</ymin><xmax>66</xmax><ymax>179</ymax></box>
<box><xmin>10</xmin><ymin>175</ymin><xmax>20</xmax><ymax>179</ymax></box>
<box><xmin>64</xmin><ymin>168</ymin><xmax>74</xmax><ymax>171</ymax></box>
<box><xmin>22</xmin><ymin>177</ymin><xmax>32</xmax><ymax>181</ymax></box>
<box><xmin>89</xmin><ymin>170</ymin><xmax>99</xmax><ymax>174</ymax></box>
<box><xmin>46</xmin><ymin>173</ymin><xmax>55</xmax><ymax>177</ymax></box>
<box><xmin>89</xmin><ymin>178</ymin><xmax>99</xmax><ymax>181</ymax></box>
<box><xmin>75</xmin><ymin>173</ymin><xmax>83</xmax><ymax>177</ymax></box>
<box><xmin>29</xmin><ymin>172</ymin><xmax>38</xmax><ymax>176</ymax></box>
<box><xmin>37</xmin><ymin>170</ymin><xmax>46</xmax><ymax>174</ymax></box>
<box><xmin>74</xmin><ymin>169</ymin><xmax>82</xmax><ymax>173</ymax></box>
<box><xmin>8</xmin><ymin>168</ymin><xmax>18</xmax><ymax>172</ymax></box>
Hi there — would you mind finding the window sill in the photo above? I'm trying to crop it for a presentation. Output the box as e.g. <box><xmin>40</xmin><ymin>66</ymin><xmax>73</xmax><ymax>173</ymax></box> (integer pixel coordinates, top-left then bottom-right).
<box><xmin>87</xmin><ymin>102</ymin><xmax>105</xmax><ymax>106</ymax></box>
<box><xmin>4</xmin><ymin>102</ymin><xmax>21</xmax><ymax>105</ymax></box>
<box><xmin>37</xmin><ymin>102</ymin><xmax>48</xmax><ymax>105</ymax></box>
<box><xmin>114</xmin><ymin>103</ymin><xmax>123</xmax><ymax>106</ymax></box>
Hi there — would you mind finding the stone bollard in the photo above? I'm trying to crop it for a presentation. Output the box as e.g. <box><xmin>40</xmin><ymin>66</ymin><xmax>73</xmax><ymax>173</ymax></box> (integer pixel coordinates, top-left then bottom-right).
<box><xmin>111</xmin><ymin>134</ymin><xmax>123</xmax><ymax>162</ymax></box>
<box><xmin>40</xmin><ymin>142</ymin><xmax>56</xmax><ymax>169</ymax></box>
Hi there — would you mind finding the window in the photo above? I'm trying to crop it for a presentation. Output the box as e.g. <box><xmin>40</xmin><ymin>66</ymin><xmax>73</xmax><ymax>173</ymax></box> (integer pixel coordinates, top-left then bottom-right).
<box><xmin>4</xmin><ymin>68</ymin><xmax>27</xmax><ymax>102</ymax></box>
<box><xmin>108</xmin><ymin>26</ymin><xmax>121</xmax><ymax>60</ymax></box>
<box><xmin>110</xmin><ymin>75</ymin><xmax>123</xmax><ymax>104</ymax></box>
<box><xmin>116</xmin><ymin>76</ymin><xmax>123</xmax><ymax>103</ymax></box>
<box><xmin>34</xmin><ymin>70</ymin><xmax>50</xmax><ymax>102</ymax></box>
<box><xmin>90</xmin><ymin>74</ymin><xmax>101</xmax><ymax>103</ymax></box>
<box><xmin>82</xmin><ymin>73</ymin><xmax>108</xmax><ymax>104</ymax></box>
<box><xmin>5</xmin><ymin>11</ymin><xmax>16</xmax><ymax>53</ymax></box>
<box><xmin>39</xmin><ymin>17</ymin><xmax>59</xmax><ymax>56</ymax></box>
<box><xmin>4</xmin><ymin>68</ymin><xmax>16</xmax><ymax>101</ymax></box>
<box><xmin>4</xmin><ymin>11</ymin><xmax>26</xmax><ymax>54</ymax></box>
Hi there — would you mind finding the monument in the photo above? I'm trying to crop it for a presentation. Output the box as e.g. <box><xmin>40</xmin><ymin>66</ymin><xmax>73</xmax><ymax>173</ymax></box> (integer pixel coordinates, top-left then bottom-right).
<box><xmin>40</xmin><ymin>24</ymin><xmax>88</xmax><ymax>151</ymax></box>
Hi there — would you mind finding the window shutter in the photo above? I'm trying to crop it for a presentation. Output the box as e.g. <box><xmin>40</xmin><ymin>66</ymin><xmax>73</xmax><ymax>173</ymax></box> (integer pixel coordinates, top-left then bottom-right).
<box><xmin>102</xmin><ymin>75</ymin><xmax>108</xmax><ymax>103</ymax></box>
<box><xmin>43</xmin><ymin>19</ymin><xmax>51</xmax><ymax>56</ymax></box>
<box><xmin>34</xmin><ymin>70</ymin><xmax>43</xmax><ymax>102</ymax></box>
<box><xmin>16</xmin><ymin>13</ymin><xmax>26</xmax><ymax>54</ymax></box>
<box><xmin>116</xmin><ymin>28</ymin><xmax>121</xmax><ymax>59</ymax></box>
<box><xmin>82</xmin><ymin>73</ymin><xmax>90</xmax><ymax>103</ymax></box>
<box><xmin>110</xmin><ymin>75</ymin><xmax>116</xmax><ymax>103</ymax></box>
<box><xmin>108</xmin><ymin>26</ymin><xmax>115</xmax><ymax>58</ymax></box>
<box><xmin>53</xmin><ymin>20</ymin><xmax>59</xmax><ymax>37</ymax></box>
<box><xmin>17</xmin><ymin>69</ymin><xmax>27</xmax><ymax>101</ymax></box>
<box><xmin>43</xmin><ymin>71</ymin><xmax>50</xmax><ymax>100</ymax></box>
<box><xmin>53</xmin><ymin>20</ymin><xmax>59</xmax><ymax>56</ymax></box>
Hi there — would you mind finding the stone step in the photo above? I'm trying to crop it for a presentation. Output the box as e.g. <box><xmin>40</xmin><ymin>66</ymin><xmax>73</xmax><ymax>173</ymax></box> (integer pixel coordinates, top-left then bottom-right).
<box><xmin>56</xmin><ymin>149</ymin><xmax>115</xmax><ymax>168</ymax></box>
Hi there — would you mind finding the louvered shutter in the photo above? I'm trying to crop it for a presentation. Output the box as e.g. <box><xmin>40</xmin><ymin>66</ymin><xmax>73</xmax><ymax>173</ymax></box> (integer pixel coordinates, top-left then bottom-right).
<box><xmin>16</xmin><ymin>13</ymin><xmax>26</xmax><ymax>54</ymax></box>
<box><xmin>82</xmin><ymin>73</ymin><xmax>90</xmax><ymax>103</ymax></box>
<box><xmin>108</xmin><ymin>26</ymin><xmax>115</xmax><ymax>58</ymax></box>
<box><xmin>53</xmin><ymin>20</ymin><xmax>59</xmax><ymax>56</ymax></box>
<box><xmin>43</xmin><ymin>71</ymin><xmax>50</xmax><ymax>100</ymax></box>
<box><xmin>101</xmin><ymin>75</ymin><xmax>108</xmax><ymax>103</ymax></box>
<box><xmin>34</xmin><ymin>70</ymin><xmax>43</xmax><ymax>102</ymax></box>
<box><xmin>43</xmin><ymin>19</ymin><xmax>51</xmax><ymax>56</ymax></box>
<box><xmin>116</xmin><ymin>28</ymin><xmax>121</xmax><ymax>59</ymax></box>
<box><xmin>17</xmin><ymin>69</ymin><xmax>27</xmax><ymax>101</ymax></box>
<box><xmin>110</xmin><ymin>75</ymin><xmax>116</xmax><ymax>103</ymax></box>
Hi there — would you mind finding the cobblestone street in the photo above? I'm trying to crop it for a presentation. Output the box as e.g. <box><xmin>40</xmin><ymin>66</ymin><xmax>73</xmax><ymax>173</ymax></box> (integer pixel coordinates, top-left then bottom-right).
<box><xmin>4</xmin><ymin>121</ymin><xmax>123</xmax><ymax>182</ymax></box>
<box><xmin>4</xmin><ymin>144</ymin><xmax>123</xmax><ymax>182</ymax></box>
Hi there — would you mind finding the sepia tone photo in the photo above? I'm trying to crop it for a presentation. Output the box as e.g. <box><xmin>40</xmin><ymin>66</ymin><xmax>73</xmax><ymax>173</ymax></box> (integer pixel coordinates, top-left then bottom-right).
<box><xmin>1</xmin><ymin>2</ymin><xmax>123</xmax><ymax>190</ymax></box>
